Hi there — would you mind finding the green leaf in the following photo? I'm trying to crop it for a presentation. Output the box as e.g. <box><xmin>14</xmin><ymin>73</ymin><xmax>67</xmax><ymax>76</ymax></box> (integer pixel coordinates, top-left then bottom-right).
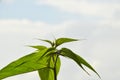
<box><xmin>60</xmin><ymin>48</ymin><xmax>100</xmax><ymax>78</ymax></box>
<box><xmin>38</xmin><ymin>56</ymin><xmax>54</xmax><ymax>80</ymax></box>
<box><xmin>0</xmin><ymin>48</ymin><xmax>51</xmax><ymax>79</ymax></box>
<box><xmin>56</xmin><ymin>38</ymin><xmax>78</xmax><ymax>47</ymax></box>
<box><xmin>38</xmin><ymin>67</ymin><xmax>54</xmax><ymax>80</ymax></box>
<box><xmin>38</xmin><ymin>54</ymin><xmax>61</xmax><ymax>80</ymax></box>
<box><xmin>56</xmin><ymin>56</ymin><xmax>61</xmax><ymax>75</ymax></box>
<box><xmin>29</xmin><ymin>45</ymin><xmax>47</xmax><ymax>50</ymax></box>
<box><xmin>39</xmin><ymin>39</ymin><xmax>53</xmax><ymax>46</ymax></box>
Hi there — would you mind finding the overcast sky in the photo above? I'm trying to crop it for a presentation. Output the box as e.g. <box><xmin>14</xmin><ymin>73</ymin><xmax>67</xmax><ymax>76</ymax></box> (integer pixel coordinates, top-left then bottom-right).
<box><xmin>0</xmin><ymin>0</ymin><xmax>120</xmax><ymax>80</ymax></box>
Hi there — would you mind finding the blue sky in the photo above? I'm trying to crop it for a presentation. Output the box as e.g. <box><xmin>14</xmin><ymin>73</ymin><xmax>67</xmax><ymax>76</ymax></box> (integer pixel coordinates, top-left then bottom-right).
<box><xmin>0</xmin><ymin>0</ymin><xmax>80</xmax><ymax>23</ymax></box>
<box><xmin>0</xmin><ymin>0</ymin><xmax>105</xmax><ymax>23</ymax></box>
<box><xmin>0</xmin><ymin>0</ymin><xmax>120</xmax><ymax>80</ymax></box>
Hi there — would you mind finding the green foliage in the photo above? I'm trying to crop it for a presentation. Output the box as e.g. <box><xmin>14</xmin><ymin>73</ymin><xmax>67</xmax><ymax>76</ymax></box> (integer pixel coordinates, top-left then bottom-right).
<box><xmin>29</xmin><ymin>45</ymin><xmax>47</xmax><ymax>50</ymax></box>
<box><xmin>0</xmin><ymin>37</ymin><xmax>100</xmax><ymax>80</ymax></box>
<box><xmin>39</xmin><ymin>39</ymin><xmax>53</xmax><ymax>46</ymax></box>
<box><xmin>0</xmin><ymin>48</ymin><xmax>48</xmax><ymax>79</ymax></box>
<box><xmin>38</xmin><ymin>56</ymin><xmax>61</xmax><ymax>80</ymax></box>
<box><xmin>55</xmin><ymin>38</ymin><xmax>78</xmax><ymax>47</ymax></box>
<box><xmin>60</xmin><ymin>48</ymin><xmax>100</xmax><ymax>78</ymax></box>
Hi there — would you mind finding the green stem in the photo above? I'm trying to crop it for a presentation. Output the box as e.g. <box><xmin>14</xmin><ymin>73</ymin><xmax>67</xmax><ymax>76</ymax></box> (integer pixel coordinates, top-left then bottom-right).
<box><xmin>53</xmin><ymin>54</ymin><xmax>59</xmax><ymax>80</ymax></box>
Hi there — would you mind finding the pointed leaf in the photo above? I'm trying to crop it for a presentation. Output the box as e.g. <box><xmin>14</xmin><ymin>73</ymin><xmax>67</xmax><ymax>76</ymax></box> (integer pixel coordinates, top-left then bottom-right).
<box><xmin>56</xmin><ymin>56</ymin><xmax>61</xmax><ymax>75</ymax></box>
<box><xmin>0</xmin><ymin>48</ymin><xmax>51</xmax><ymax>79</ymax></box>
<box><xmin>60</xmin><ymin>48</ymin><xmax>100</xmax><ymax>78</ymax></box>
<box><xmin>39</xmin><ymin>39</ymin><xmax>53</xmax><ymax>46</ymax></box>
<box><xmin>38</xmin><ymin>67</ymin><xmax>54</xmax><ymax>80</ymax></box>
<box><xmin>38</xmin><ymin>55</ymin><xmax>61</xmax><ymax>80</ymax></box>
<box><xmin>56</xmin><ymin>38</ymin><xmax>78</xmax><ymax>47</ymax></box>
<box><xmin>38</xmin><ymin>56</ymin><xmax>54</xmax><ymax>80</ymax></box>
<box><xmin>29</xmin><ymin>45</ymin><xmax>47</xmax><ymax>50</ymax></box>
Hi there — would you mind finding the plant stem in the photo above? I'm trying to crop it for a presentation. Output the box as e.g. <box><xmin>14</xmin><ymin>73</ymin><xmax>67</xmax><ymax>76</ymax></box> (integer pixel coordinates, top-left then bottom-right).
<box><xmin>53</xmin><ymin>54</ymin><xmax>59</xmax><ymax>80</ymax></box>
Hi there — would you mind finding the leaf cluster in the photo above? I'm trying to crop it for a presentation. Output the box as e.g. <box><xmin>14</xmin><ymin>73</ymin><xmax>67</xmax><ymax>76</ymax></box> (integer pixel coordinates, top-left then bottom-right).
<box><xmin>0</xmin><ymin>37</ymin><xmax>100</xmax><ymax>80</ymax></box>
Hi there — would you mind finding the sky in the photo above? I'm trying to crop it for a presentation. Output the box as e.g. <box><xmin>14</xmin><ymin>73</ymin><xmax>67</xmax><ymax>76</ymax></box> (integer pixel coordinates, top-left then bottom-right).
<box><xmin>0</xmin><ymin>0</ymin><xmax>120</xmax><ymax>80</ymax></box>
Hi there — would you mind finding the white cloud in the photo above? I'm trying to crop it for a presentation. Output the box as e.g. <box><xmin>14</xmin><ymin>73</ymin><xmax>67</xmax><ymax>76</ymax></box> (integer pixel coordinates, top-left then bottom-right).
<box><xmin>36</xmin><ymin>0</ymin><xmax>120</xmax><ymax>18</ymax></box>
<box><xmin>0</xmin><ymin>19</ymin><xmax>67</xmax><ymax>36</ymax></box>
<box><xmin>99</xmin><ymin>18</ymin><xmax>120</xmax><ymax>28</ymax></box>
<box><xmin>90</xmin><ymin>39</ymin><xmax>120</xmax><ymax>80</ymax></box>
